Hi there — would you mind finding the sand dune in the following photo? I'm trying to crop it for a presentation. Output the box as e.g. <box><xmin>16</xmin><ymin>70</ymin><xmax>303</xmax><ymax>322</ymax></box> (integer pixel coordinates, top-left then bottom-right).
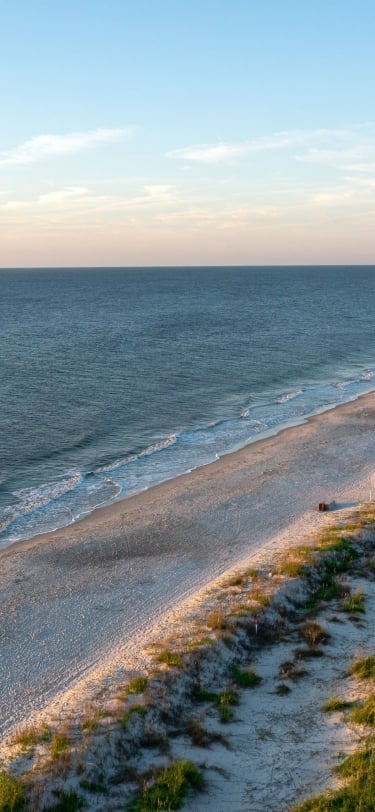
<box><xmin>1</xmin><ymin>392</ymin><xmax>375</xmax><ymax>738</ymax></box>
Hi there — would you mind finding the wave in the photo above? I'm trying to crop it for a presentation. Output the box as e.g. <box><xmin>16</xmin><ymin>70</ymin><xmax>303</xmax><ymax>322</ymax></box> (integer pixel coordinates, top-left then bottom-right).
<box><xmin>276</xmin><ymin>389</ymin><xmax>302</xmax><ymax>404</ymax></box>
<box><xmin>2</xmin><ymin>363</ymin><xmax>375</xmax><ymax>546</ymax></box>
<box><xmin>95</xmin><ymin>434</ymin><xmax>177</xmax><ymax>473</ymax></box>
<box><xmin>1</xmin><ymin>472</ymin><xmax>82</xmax><ymax>531</ymax></box>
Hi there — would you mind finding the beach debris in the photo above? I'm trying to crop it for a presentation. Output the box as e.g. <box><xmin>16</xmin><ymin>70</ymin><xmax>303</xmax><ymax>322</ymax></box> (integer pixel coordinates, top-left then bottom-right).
<box><xmin>318</xmin><ymin>502</ymin><xmax>328</xmax><ymax>512</ymax></box>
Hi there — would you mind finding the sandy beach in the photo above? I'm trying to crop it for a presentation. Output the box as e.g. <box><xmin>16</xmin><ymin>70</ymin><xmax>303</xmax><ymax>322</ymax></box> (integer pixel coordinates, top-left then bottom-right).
<box><xmin>1</xmin><ymin>392</ymin><xmax>375</xmax><ymax>740</ymax></box>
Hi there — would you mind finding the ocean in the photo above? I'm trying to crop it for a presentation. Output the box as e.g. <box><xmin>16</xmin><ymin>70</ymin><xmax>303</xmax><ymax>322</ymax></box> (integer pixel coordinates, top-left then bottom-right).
<box><xmin>1</xmin><ymin>265</ymin><xmax>375</xmax><ymax>547</ymax></box>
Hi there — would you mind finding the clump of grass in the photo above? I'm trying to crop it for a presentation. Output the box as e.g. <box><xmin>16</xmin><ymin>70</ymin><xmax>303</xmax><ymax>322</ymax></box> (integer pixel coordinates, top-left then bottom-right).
<box><xmin>230</xmin><ymin>604</ymin><xmax>258</xmax><ymax>617</ymax></box>
<box><xmin>232</xmin><ymin>665</ymin><xmax>261</xmax><ymax>687</ymax></box>
<box><xmin>304</xmin><ymin>580</ymin><xmax>341</xmax><ymax>610</ymax></box>
<box><xmin>185</xmin><ymin>718</ymin><xmax>211</xmax><ymax>747</ymax></box>
<box><xmin>277</xmin><ymin>557</ymin><xmax>306</xmax><ymax>578</ymax></box>
<box><xmin>251</xmin><ymin>588</ymin><xmax>270</xmax><ymax>606</ymax></box>
<box><xmin>299</xmin><ymin>620</ymin><xmax>330</xmax><ymax>647</ymax></box>
<box><xmin>322</xmin><ymin>695</ymin><xmax>352</xmax><ymax>713</ymax></box>
<box><xmin>206</xmin><ymin>611</ymin><xmax>229</xmax><ymax>631</ymax></box>
<box><xmin>126</xmin><ymin>759</ymin><xmax>203</xmax><ymax>811</ymax></box>
<box><xmin>80</xmin><ymin>710</ymin><xmax>107</xmax><ymax>731</ymax></box>
<box><xmin>185</xmin><ymin>719</ymin><xmax>227</xmax><ymax>747</ymax></box>
<box><xmin>348</xmin><ymin>655</ymin><xmax>375</xmax><ymax>681</ymax></box>
<box><xmin>120</xmin><ymin>704</ymin><xmax>147</xmax><ymax>729</ymax></box>
<box><xmin>303</xmin><ymin>537</ymin><xmax>360</xmax><ymax>610</ymax></box>
<box><xmin>341</xmin><ymin>591</ymin><xmax>365</xmax><ymax>614</ymax></box>
<box><xmin>50</xmin><ymin>733</ymin><xmax>70</xmax><ymax>761</ymax></box>
<box><xmin>192</xmin><ymin>687</ymin><xmax>238</xmax><ymax>722</ymax></box>
<box><xmin>224</xmin><ymin>574</ymin><xmax>245</xmax><ymax>588</ymax></box>
<box><xmin>186</xmin><ymin>637</ymin><xmax>213</xmax><ymax>649</ymax></box>
<box><xmin>193</xmin><ymin>688</ymin><xmax>238</xmax><ymax>706</ymax></box>
<box><xmin>117</xmin><ymin>676</ymin><xmax>149</xmax><ymax>700</ymax></box>
<box><xmin>292</xmin><ymin>737</ymin><xmax>375</xmax><ymax>811</ymax></box>
<box><xmin>156</xmin><ymin>650</ymin><xmax>183</xmax><ymax>668</ymax></box>
<box><xmin>218</xmin><ymin>690</ymin><xmax>239</xmax><ymax>723</ymax></box>
<box><xmin>349</xmin><ymin>695</ymin><xmax>375</xmax><ymax>726</ymax></box>
<box><xmin>126</xmin><ymin>676</ymin><xmax>148</xmax><ymax>695</ymax></box>
<box><xmin>219</xmin><ymin>705</ymin><xmax>233</xmax><ymax>723</ymax></box>
<box><xmin>13</xmin><ymin>723</ymin><xmax>51</xmax><ymax>749</ymax></box>
<box><xmin>0</xmin><ymin>771</ymin><xmax>25</xmax><ymax>811</ymax></box>
<box><xmin>246</xmin><ymin>568</ymin><xmax>259</xmax><ymax>579</ymax></box>
<box><xmin>192</xmin><ymin>688</ymin><xmax>219</xmax><ymax>703</ymax></box>
<box><xmin>48</xmin><ymin>790</ymin><xmax>84</xmax><ymax>811</ymax></box>
<box><xmin>335</xmin><ymin>738</ymin><xmax>375</xmax><ymax>778</ymax></box>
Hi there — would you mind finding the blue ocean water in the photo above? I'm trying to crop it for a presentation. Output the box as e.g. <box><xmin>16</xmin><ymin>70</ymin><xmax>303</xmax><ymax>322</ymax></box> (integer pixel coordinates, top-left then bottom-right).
<box><xmin>1</xmin><ymin>265</ymin><xmax>375</xmax><ymax>547</ymax></box>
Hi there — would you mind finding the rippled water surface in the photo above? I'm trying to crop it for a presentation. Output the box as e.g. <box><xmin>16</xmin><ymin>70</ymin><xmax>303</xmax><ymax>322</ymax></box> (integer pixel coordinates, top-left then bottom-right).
<box><xmin>1</xmin><ymin>265</ymin><xmax>375</xmax><ymax>544</ymax></box>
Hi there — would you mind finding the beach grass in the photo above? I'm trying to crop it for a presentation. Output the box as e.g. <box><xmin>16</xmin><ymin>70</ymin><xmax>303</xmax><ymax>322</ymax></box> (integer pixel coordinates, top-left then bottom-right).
<box><xmin>341</xmin><ymin>591</ymin><xmax>366</xmax><ymax>614</ymax></box>
<box><xmin>50</xmin><ymin>734</ymin><xmax>70</xmax><ymax>761</ymax></box>
<box><xmin>291</xmin><ymin>737</ymin><xmax>375</xmax><ymax>811</ymax></box>
<box><xmin>0</xmin><ymin>771</ymin><xmax>25</xmax><ymax>811</ymax></box>
<box><xmin>126</xmin><ymin>760</ymin><xmax>203</xmax><ymax>811</ymax></box>
<box><xmin>349</xmin><ymin>695</ymin><xmax>375</xmax><ymax>726</ymax></box>
<box><xmin>322</xmin><ymin>696</ymin><xmax>352</xmax><ymax>713</ymax></box>
<box><xmin>156</xmin><ymin>650</ymin><xmax>183</xmax><ymax>668</ymax></box>
<box><xmin>12</xmin><ymin>723</ymin><xmax>51</xmax><ymax>751</ymax></box>
<box><xmin>348</xmin><ymin>656</ymin><xmax>375</xmax><ymax>681</ymax></box>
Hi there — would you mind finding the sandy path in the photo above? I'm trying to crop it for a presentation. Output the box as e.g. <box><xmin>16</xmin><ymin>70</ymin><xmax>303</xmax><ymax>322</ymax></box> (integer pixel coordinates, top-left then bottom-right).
<box><xmin>1</xmin><ymin>393</ymin><xmax>375</xmax><ymax>737</ymax></box>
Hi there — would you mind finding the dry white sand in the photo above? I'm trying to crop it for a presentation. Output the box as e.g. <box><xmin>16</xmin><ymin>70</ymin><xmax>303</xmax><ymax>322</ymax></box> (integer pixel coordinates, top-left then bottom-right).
<box><xmin>1</xmin><ymin>392</ymin><xmax>375</xmax><ymax>739</ymax></box>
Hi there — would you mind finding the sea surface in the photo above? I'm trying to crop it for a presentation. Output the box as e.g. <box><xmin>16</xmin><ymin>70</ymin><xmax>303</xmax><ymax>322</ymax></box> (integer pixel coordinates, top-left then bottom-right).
<box><xmin>1</xmin><ymin>265</ymin><xmax>375</xmax><ymax>547</ymax></box>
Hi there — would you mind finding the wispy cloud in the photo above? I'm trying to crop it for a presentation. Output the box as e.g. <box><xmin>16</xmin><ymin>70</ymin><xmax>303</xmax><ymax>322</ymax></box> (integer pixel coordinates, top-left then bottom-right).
<box><xmin>0</xmin><ymin>184</ymin><xmax>179</xmax><ymax>221</ymax></box>
<box><xmin>168</xmin><ymin>125</ymin><xmax>375</xmax><ymax>167</ymax></box>
<box><xmin>0</xmin><ymin>127</ymin><xmax>133</xmax><ymax>166</ymax></box>
<box><xmin>167</xmin><ymin>129</ymin><xmax>349</xmax><ymax>164</ymax></box>
<box><xmin>311</xmin><ymin>191</ymin><xmax>354</xmax><ymax>206</ymax></box>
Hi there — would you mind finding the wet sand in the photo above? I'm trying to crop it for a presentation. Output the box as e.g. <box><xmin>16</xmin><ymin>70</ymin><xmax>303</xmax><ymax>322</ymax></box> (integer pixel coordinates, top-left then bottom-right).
<box><xmin>1</xmin><ymin>392</ymin><xmax>375</xmax><ymax>737</ymax></box>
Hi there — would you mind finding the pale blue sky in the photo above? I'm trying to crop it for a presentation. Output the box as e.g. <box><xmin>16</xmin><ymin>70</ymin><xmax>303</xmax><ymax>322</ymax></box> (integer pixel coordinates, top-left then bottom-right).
<box><xmin>1</xmin><ymin>0</ymin><xmax>374</xmax><ymax>266</ymax></box>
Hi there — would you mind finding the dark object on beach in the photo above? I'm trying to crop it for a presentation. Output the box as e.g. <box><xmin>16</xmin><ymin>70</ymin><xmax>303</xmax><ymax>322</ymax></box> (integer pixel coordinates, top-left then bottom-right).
<box><xmin>318</xmin><ymin>502</ymin><xmax>328</xmax><ymax>512</ymax></box>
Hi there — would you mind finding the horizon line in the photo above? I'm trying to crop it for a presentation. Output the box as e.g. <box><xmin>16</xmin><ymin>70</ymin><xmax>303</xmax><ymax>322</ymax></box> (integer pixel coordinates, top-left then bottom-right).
<box><xmin>1</xmin><ymin>262</ymin><xmax>375</xmax><ymax>271</ymax></box>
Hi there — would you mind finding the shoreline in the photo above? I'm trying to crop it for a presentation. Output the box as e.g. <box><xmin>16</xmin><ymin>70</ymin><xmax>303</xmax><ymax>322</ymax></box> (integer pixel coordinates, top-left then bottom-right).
<box><xmin>1</xmin><ymin>391</ymin><xmax>375</xmax><ymax>738</ymax></box>
<box><xmin>4</xmin><ymin>387</ymin><xmax>375</xmax><ymax>559</ymax></box>
<box><xmin>2</xmin><ymin>383</ymin><xmax>375</xmax><ymax>555</ymax></box>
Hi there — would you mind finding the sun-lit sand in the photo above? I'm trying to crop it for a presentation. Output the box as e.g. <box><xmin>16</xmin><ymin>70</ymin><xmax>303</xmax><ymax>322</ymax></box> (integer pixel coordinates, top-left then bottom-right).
<box><xmin>1</xmin><ymin>391</ymin><xmax>375</xmax><ymax>742</ymax></box>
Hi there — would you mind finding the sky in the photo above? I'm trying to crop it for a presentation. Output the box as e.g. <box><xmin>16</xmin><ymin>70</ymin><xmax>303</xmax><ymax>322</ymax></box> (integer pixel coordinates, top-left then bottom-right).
<box><xmin>0</xmin><ymin>0</ymin><xmax>374</xmax><ymax>267</ymax></box>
